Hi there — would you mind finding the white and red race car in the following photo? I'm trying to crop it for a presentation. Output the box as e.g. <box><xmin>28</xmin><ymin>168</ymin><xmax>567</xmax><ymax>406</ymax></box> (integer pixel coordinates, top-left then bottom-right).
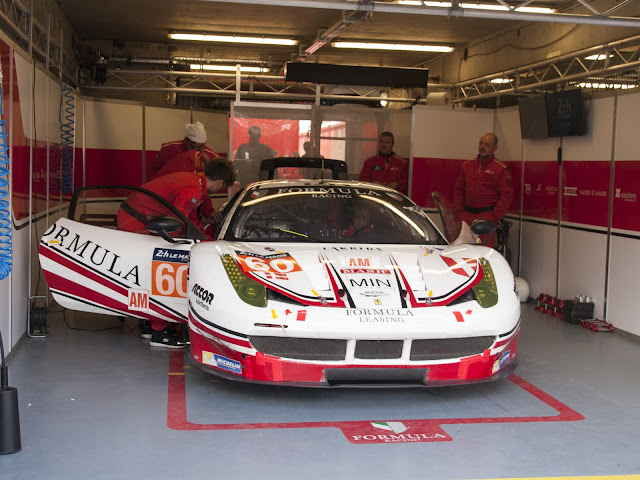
<box><xmin>39</xmin><ymin>168</ymin><xmax>520</xmax><ymax>387</ymax></box>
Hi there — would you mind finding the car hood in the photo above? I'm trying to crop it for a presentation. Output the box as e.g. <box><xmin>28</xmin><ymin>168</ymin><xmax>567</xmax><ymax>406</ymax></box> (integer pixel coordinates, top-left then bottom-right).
<box><xmin>217</xmin><ymin>241</ymin><xmax>488</xmax><ymax>309</ymax></box>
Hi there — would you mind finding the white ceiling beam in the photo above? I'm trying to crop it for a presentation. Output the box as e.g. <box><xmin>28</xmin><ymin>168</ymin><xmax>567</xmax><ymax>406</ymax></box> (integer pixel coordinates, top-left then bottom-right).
<box><xmin>196</xmin><ymin>0</ymin><xmax>640</xmax><ymax>28</ymax></box>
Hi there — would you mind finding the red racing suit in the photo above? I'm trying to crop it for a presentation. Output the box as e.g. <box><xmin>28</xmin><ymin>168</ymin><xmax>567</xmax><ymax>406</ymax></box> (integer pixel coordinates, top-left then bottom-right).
<box><xmin>452</xmin><ymin>154</ymin><xmax>513</xmax><ymax>247</ymax></box>
<box><xmin>117</xmin><ymin>172</ymin><xmax>212</xmax><ymax>239</ymax></box>
<box><xmin>358</xmin><ymin>152</ymin><xmax>409</xmax><ymax>194</ymax></box>
<box><xmin>148</xmin><ymin>138</ymin><xmax>220</xmax><ymax>181</ymax></box>
<box><xmin>153</xmin><ymin>150</ymin><xmax>216</xmax><ymax>222</ymax></box>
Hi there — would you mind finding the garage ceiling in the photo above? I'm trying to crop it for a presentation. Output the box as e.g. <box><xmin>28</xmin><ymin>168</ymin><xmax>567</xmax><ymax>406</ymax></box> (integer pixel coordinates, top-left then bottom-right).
<box><xmin>7</xmin><ymin>0</ymin><xmax>637</xmax><ymax>106</ymax></box>
<box><xmin>56</xmin><ymin>0</ymin><xmax>639</xmax><ymax>71</ymax></box>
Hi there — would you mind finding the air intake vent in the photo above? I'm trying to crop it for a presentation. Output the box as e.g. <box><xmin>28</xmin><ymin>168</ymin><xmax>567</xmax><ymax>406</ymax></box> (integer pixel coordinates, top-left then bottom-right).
<box><xmin>410</xmin><ymin>336</ymin><xmax>495</xmax><ymax>361</ymax></box>
<box><xmin>355</xmin><ymin>340</ymin><xmax>403</xmax><ymax>359</ymax></box>
<box><xmin>249</xmin><ymin>336</ymin><xmax>347</xmax><ymax>361</ymax></box>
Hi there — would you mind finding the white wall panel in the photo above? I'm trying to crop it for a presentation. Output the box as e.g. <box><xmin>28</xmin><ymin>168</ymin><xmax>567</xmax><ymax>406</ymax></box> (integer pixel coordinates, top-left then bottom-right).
<box><xmin>192</xmin><ymin>110</ymin><xmax>229</xmax><ymax>155</ymax></box>
<box><xmin>522</xmin><ymin>136</ymin><xmax>561</xmax><ymax>161</ymax></box>
<box><xmin>613</xmin><ymin>91</ymin><xmax>640</xmax><ymax>161</ymax></box>
<box><xmin>563</xmin><ymin>96</ymin><xmax>614</xmax><ymax>161</ymax></box>
<box><xmin>558</xmin><ymin>228</ymin><xmax>607</xmax><ymax>318</ymax></box>
<box><xmin>606</xmin><ymin>235</ymin><xmax>640</xmax><ymax>336</ymax></box>
<box><xmin>412</xmin><ymin>105</ymin><xmax>494</xmax><ymax>158</ymax></box>
<box><xmin>494</xmin><ymin>107</ymin><xmax>522</xmax><ymax>163</ymax></box>
<box><xmin>84</xmin><ymin>99</ymin><xmax>143</xmax><ymax>150</ymax></box>
<box><xmin>520</xmin><ymin>221</ymin><xmax>558</xmax><ymax>298</ymax></box>
<box><xmin>145</xmin><ymin>107</ymin><xmax>191</xmax><ymax>152</ymax></box>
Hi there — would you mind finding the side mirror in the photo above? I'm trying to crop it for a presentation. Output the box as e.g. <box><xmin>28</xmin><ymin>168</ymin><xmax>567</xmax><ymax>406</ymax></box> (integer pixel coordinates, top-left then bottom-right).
<box><xmin>146</xmin><ymin>216</ymin><xmax>189</xmax><ymax>244</ymax></box>
<box><xmin>471</xmin><ymin>219</ymin><xmax>496</xmax><ymax>243</ymax></box>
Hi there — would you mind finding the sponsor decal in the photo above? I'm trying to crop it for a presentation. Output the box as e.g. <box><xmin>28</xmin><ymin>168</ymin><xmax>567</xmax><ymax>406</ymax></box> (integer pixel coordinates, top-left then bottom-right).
<box><xmin>563</xmin><ymin>186</ymin><xmax>578</xmax><ymax>196</ymax></box>
<box><xmin>323</xmin><ymin>246</ymin><xmax>382</xmax><ymax>251</ymax></box>
<box><xmin>341</xmin><ymin>268</ymin><xmax>390</xmax><ymax>274</ymax></box>
<box><xmin>524</xmin><ymin>183</ymin><xmax>532</xmax><ymax>194</ymax></box>
<box><xmin>615</xmin><ymin>188</ymin><xmax>637</xmax><ymax>202</ymax></box>
<box><xmin>202</xmin><ymin>352</ymin><xmax>242</xmax><ymax>375</ymax></box>
<box><xmin>385</xmin><ymin>192</ymin><xmax>403</xmax><ymax>201</ymax></box>
<box><xmin>579</xmin><ymin>189</ymin><xmax>607</xmax><ymax>197</ymax></box>
<box><xmin>372</xmin><ymin>422</ymin><xmax>407</xmax><ymax>434</ymax></box>
<box><xmin>251</xmin><ymin>189</ymin><xmax>268</xmax><ymax>199</ymax></box>
<box><xmin>360</xmin><ymin>290</ymin><xmax>388</xmax><ymax>297</ymax></box>
<box><xmin>492</xmin><ymin>350</ymin><xmax>511</xmax><ymax>373</ymax></box>
<box><xmin>348</xmin><ymin>278</ymin><xmax>392</xmax><ymax>289</ymax></box>
<box><xmin>152</xmin><ymin>248</ymin><xmax>189</xmax><ymax>298</ymax></box>
<box><xmin>440</xmin><ymin>256</ymin><xmax>478</xmax><ymax>277</ymax></box>
<box><xmin>275</xmin><ymin>187</ymin><xmax>383</xmax><ymax>197</ymax></box>
<box><xmin>264</xmin><ymin>271</ymin><xmax>289</xmax><ymax>280</ymax></box>
<box><xmin>296</xmin><ymin>310</ymin><xmax>307</xmax><ymax>321</ymax></box>
<box><xmin>235</xmin><ymin>251</ymin><xmax>301</xmax><ymax>275</ymax></box>
<box><xmin>191</xmin><ymin>283</ymin><xmax>214</xmax><ymax>311</ymax></box>
<box><xmin>346</xmin><ymin>308</ymin><xmax>413</xmax><ymax>323</ymax></box>
<box><xmin>128</xmin><ymin>288</ymin><xmax>149</xmax><ymax>312</ymax></box>
<box><xmin>546</xmin><ymin>185</ymin><xmax>557</xmax><ymax>195</ymax></box>
<box><xmin>374</xmin><ymin>298</ymin><xmax>382</xmax><ymax>305</ymax></box>
<box><xmin>349</xmin><ymin>422</ymin><xmax>450</xmax><ymax>444</ymax></box>
<box><xmin>42</xmin><ymin>224</ymin><xmax>141</xmax><ymax>286</ymax></box>
<box><xmin>344</xmin><ymin>256</ymin><xmax>374</xmax><ymax>267</ymax></box>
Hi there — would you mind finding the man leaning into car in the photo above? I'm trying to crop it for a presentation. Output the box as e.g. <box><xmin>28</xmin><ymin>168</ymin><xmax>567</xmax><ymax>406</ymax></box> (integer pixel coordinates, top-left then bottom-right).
<box><xmin>116</xmin><ymin>158</ymin><xmax>235</xmax><ymax>348</ymax></box>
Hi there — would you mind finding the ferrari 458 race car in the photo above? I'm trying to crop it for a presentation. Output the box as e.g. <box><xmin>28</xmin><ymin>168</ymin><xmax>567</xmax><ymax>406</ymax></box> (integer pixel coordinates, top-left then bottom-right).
<box><xmin>39</xmin><ymin>159</ymin><xmax>520</xmax><ymax>387</ymax></box>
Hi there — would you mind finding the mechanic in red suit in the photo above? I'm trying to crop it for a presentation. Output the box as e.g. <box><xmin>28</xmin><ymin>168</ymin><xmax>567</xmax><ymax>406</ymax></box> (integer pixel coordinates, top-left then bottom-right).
<box><xmin>117</xmin><ymin>158</ymin><xmax>236</xmax><ymax>348</ymax></box>
<box><xmin>118</xmin><ymin>157</ymin><xmax>235</xmax><ymax>240</ymax></box>
<box><xmin>358</xmin><ymin>132</ymin><xmax>409</xmax><ymax>195</ymax></box>
<box><xmin>155</xmin><ymin>149</ymin><xmax>240</xmax><ymax>227</ymax></box>
<box><xmin>147</xmin><ymin>121</ymin><xmax>221</xmax><ymax>181</ymax></box>
<box><xmin>452</xmin><ymin>133</ymin><xmax>513</xmax><ymax>248</ymax></box>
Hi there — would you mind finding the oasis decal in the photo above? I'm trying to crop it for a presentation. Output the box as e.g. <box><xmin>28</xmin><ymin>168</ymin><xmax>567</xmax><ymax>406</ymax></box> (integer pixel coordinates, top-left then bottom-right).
<box><xmin>42</xmin><ymin>224</ymin><xmax>141</xmax><ymax>286</ymax></box>
<box><xmin>152</xmin><ymin>248</ymin><xmax>189</xmax><ymax>298</ymax></box>
<box><xmin>235</xmin><ymin>251</ymin><xmax>302</xmax><ymax>275</ymax></box>
<box><xmin>348</xmin><ymin>422</ymin><xmax>450</xmax><ymax>444</ymax></box>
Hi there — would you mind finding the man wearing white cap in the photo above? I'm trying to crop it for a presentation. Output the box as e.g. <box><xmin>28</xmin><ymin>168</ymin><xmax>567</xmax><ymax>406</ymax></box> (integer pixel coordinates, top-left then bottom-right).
<box><xmin>147</xmin><ymin>121</ymin><xmax>221</xmax><ymax>181</ymax></box>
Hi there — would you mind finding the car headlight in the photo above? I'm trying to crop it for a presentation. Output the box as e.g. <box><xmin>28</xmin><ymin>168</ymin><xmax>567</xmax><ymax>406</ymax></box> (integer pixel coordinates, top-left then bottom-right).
<box><xmin>221</xmin><ymin>254</ymin><xmax>267</xmax><ymax>307</ymax></box>
<box><xmin>472</xmin><ymin>258</ymin><xmax>498</xmax><ymax>308</ymax></box>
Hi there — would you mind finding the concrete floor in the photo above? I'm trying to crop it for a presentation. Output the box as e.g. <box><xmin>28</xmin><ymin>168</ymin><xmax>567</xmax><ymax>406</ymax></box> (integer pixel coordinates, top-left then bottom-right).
<box><xmin>2</xmin><ymin>303</ymin><xmax>640</xmax><ymax>480</ymax></box>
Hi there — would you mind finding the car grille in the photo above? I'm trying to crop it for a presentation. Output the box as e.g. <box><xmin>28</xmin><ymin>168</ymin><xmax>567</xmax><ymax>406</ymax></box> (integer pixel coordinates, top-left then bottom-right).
<box><xmin>249</xmin><ymin>335</ymin><xmax>496</xmax><ymax>362</ymax></box>
<box><xmin>249</xmin><ymin>336</ymin><xmax>347</xmax><ymax>361</ymax></box>
<box><xmin>410</xmin><ymin>336</ymin><xmax>495</xmax><ymax>360</ymax></box>
<box><xmin>354</xmin><ymin>340</ymin><xmax>403</xmax><ymax>359</ymax></box>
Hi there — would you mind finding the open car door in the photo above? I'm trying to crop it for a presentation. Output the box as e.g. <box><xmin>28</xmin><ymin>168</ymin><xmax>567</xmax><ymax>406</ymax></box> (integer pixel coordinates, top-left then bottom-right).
<box><xmin>39</xmin><ymin>186</ymin><xmax>206</xmax><ymax>324</ymax></box>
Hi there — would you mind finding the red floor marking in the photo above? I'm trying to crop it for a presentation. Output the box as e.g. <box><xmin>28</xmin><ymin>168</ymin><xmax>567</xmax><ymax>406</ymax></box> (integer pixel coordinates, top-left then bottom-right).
<box><xmin>166</xmin><ymin>351</ymin><xmax>585</xmax><ymax>444</ymax></box>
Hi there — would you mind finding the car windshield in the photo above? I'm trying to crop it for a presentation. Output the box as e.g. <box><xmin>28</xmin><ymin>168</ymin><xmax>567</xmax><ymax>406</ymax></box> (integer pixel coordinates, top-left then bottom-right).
<box><xmin>223</xmin><ymin>184</ymin><xmax>445</xmax><ymax>244</ymax></box>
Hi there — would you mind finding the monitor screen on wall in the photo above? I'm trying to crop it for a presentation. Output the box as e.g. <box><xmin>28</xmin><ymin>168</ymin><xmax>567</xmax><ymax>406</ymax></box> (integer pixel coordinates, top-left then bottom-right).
<box><xmin>545</xmin><ymin>89</ymin><xmax>587</xmax><ymax>137</ymax></box>
<box><xmin>518</xmin><ymin>95</ymin><xmax>549</xmax><ymax>139</ymax></box>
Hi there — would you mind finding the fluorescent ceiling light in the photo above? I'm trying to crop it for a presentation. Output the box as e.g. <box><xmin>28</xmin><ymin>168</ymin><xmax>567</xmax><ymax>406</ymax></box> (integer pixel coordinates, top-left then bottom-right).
<box><xmin>584</xmin><ymin>54</ymin><xmax>614</xmax><ymax>60</ymax></box>
<box><xmin>397</xmin><ymin>1</ymin><xmax>555</xmax><ymax>13</ymax></box>
<box><xmin>169</xmin><ymin>32</ymin><xmax>298</xmax><ymax>46</ymax></box>
<box><xmin>331</xmin><ymin>41</ymin><xmax>453</xmax><ymax>53</ymax></box>
<box><xmin>190</xmin><ymin>64</ymin><xmax>269</xmax><ymax>73</ymax></box>
<box><xmin>578</xmin><ymin>82</ymin><xmax>635</xmax><ymax>89</ymax></box>
<box><xmin>490</xmin><ymin>78</ymin><xmax>511</xmax><ymax>84</ymax></box>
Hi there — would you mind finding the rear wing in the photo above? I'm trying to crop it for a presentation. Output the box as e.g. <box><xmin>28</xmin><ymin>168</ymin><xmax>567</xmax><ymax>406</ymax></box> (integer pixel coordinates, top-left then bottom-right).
<box><xmin>259</xmin><ymin>157</ymin><xmax>348</xmax><ymax>180</ymax></box>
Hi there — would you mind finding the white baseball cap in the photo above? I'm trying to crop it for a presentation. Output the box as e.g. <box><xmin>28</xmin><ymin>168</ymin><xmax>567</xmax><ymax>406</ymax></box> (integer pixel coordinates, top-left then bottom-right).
<box><xmin>185</xmin><ymin>121</ymin><xmax>207</xmax><ymax>144</ymax></box>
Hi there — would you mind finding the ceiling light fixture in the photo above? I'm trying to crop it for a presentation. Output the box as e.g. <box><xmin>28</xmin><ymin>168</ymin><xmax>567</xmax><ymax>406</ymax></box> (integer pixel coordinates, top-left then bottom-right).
<box><xmin>490</xmin><ymin>78</ymin><xmax>511</xmax><ymax>84</ymax></box>
<box><xmin>397</xmin><ymin>1</ymin><xmax>555</xmax><ymax>14</ymax></box>
<box><xmin>168</xmin><ymin>32</ymin><xmax>298</xmax><ymax>46</ymax></box>
<box><xmin>584</xmin><ymin>54</ymin><xmax>614</xmax><ymax>60</ymax></box>
<box><xmin>578</xmin><ymin>82</ymin><xmax>634</xmax><ymax>89</ymax></box>
<box><xmin>331</xmin><ymin>41</ymin><xmax>453</xmax><ymax>53</ymax></box>
<box><xmin>190</xmin><ymin>64</ymin><xmax>269</xmax><ymax>73</ymax></box>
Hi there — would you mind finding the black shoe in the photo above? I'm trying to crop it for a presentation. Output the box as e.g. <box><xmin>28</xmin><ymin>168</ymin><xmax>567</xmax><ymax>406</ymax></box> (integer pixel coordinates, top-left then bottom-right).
<box><xmin>177</xmin><ymin>328</ymin><xmax>190</xmax><ymax>346</ymax></box>
<box><xmin>150</xmin><ymin>329</ymin><xmax>186</xmax><ymax>349</ymax></box>
<box><xmin>139</xmin><ymin>322</ymin><xmax>153</xmax><ymax>339</ymax></box>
